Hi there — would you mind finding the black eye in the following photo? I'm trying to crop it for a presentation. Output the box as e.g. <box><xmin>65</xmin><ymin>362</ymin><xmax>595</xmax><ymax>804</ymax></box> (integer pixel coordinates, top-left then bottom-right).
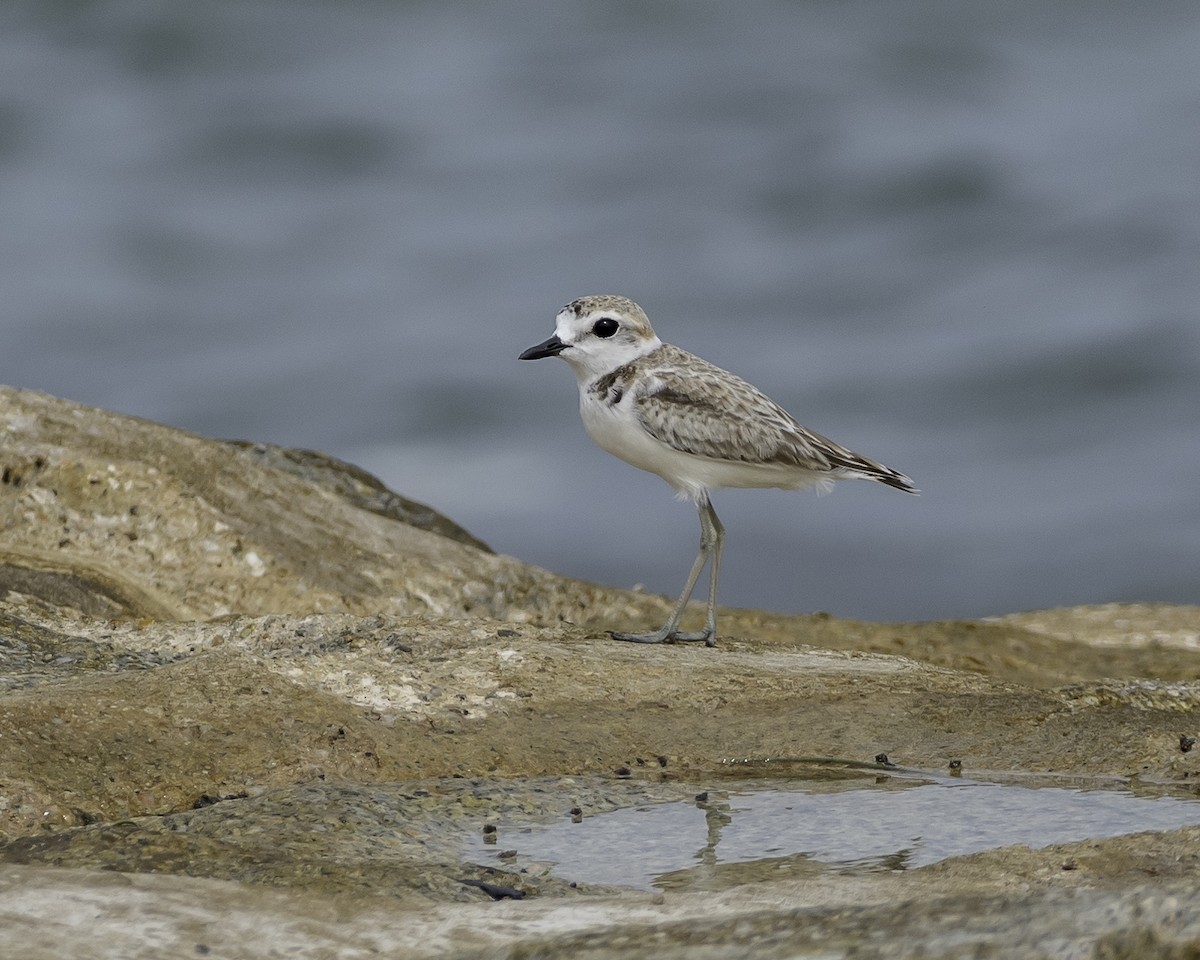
<box><xmin>592</xmin><ymin>317</ymin><xmax>619</xmax><ymax>338</ymax></box>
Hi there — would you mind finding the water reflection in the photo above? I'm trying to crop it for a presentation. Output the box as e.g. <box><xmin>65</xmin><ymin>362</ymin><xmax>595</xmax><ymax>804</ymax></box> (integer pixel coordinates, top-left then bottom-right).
<box><xmin>466</xmin><ymin>775</ymin><xmax>1200</xmax><ymax>891</ymax></box>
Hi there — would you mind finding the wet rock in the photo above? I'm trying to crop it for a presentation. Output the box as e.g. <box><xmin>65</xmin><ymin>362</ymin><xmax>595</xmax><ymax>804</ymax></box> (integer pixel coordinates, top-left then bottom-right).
<box><xmin>0</xmin><ymin>777</ymin><xmax>661</xmax><ymax>900</ymax></box>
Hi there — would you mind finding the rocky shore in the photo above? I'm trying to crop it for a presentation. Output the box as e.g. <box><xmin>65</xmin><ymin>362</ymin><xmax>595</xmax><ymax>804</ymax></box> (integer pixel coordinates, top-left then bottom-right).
<box><xmin>2</xmin><ymin>384</ymin><xmax>1199</xmax><ymax>958</ymax></box>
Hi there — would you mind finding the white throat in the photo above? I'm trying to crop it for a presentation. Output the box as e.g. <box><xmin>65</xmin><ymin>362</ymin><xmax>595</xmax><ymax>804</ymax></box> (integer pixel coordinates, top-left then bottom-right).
<box><xmin>554</xmin><ymin>309</ymin><xmax>662</xmax><ymax>386</ymax></box>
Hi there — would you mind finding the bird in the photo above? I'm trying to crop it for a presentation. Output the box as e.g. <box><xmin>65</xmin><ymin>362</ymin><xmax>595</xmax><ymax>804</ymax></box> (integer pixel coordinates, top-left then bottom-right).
<box><xmin>519</xmin><ymin>295</ymin><xmax>917</xmax><ymax>647</ymax></box>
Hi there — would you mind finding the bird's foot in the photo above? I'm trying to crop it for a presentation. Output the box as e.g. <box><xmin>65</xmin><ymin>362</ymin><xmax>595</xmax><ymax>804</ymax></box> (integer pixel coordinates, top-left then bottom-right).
<box><xmin>609</xmin><ymin>629</ymin><xmax>716</xmax><ymax>648</ymax></box>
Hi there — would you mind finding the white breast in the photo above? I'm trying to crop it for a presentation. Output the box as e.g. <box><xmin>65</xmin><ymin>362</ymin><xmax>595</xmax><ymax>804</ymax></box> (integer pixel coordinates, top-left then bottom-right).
<box><xmin>578</xmin><ymin>388</ymin><xmax>668</xmax><ymax>476</ymax></box>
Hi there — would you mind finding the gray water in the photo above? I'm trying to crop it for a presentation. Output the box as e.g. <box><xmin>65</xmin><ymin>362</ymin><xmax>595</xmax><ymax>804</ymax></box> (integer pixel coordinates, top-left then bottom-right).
<box><xmin>2</xmin><ymin>1</ymin><xmax>1198</xmax><ymax>620</ymax></box>
<box><xmin>465</xmin><ymin>777</ymin><xmax>1200</xmax><ymax>890</ymax></box>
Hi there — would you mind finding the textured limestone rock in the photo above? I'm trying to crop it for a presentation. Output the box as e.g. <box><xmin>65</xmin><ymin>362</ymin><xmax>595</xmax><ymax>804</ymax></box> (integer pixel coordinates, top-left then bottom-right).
<box><xmin>0</xmin><ymin>386</ymin><xmax>647</xmax><ymax>624</ymax></box>
<box><xmin>2</xmin><ymin>385</ymin><xmax>1200</xmax><ymax>957</ymax></box>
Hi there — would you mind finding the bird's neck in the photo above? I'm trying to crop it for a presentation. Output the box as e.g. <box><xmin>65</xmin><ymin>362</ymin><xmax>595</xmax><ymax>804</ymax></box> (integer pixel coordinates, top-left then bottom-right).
<box><xmin>567</xmin><ymin>337</ymin><xmax>664</xmax><ymax>388</ymax></box>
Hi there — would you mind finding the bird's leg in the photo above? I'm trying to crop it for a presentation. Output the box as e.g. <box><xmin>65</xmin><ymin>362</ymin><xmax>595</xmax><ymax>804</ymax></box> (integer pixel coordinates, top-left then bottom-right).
<box><xmin>609</xmin><ymin>534</ymin><xmax>707</xmax><ymax>645</ymax></box>
<box><xmin>610</xmin><ymin>494</ymin><xmax>723</xmax><ymax>647</ymax></box>
<box><xmin>667</xmin><ymin>497</ymin><xmax>723</xmax><ymax>646</ymax></box>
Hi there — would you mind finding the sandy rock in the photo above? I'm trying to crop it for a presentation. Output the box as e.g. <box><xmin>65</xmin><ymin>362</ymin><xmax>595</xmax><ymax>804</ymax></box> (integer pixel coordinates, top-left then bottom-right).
<box><xmin>2</xmin><ymin>385</ymin><xmax>1200</xmax><ymax>957</ymax></box>
<box><xmin>0</xmin><ymin>385</ymin><xmax>645</xmax><ymax>624</ymax></box>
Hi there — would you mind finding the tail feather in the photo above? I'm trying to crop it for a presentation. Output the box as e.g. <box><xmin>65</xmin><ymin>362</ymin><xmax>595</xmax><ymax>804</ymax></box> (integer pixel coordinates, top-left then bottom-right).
<box><xmin>875</xmin><ymin>469</ymin><xmax>919</xmax><ymax>494</ymax></box>
<box><xmin>828</xmin><ymin>450</ymin><xmax>919</xmax><ymax>495</ymax></box>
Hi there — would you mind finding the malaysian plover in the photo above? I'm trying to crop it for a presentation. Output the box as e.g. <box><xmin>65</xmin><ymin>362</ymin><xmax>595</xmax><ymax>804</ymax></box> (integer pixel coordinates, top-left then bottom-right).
<box><xmin>520</xmin><ymin>295</ymin><xmax>917</xmax><ymax>647</ymax></box>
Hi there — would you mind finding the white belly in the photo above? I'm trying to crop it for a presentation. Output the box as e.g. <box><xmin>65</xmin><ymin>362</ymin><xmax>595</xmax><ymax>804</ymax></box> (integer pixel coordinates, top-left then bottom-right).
<box><xmin>578</xmin><ymin>390</ymin><xmax>825</xmax><ymax>499</ymax></box>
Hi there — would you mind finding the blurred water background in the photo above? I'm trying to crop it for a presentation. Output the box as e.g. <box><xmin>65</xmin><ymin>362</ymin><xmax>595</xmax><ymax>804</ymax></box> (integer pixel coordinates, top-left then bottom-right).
<box><xmin>2</xmin><ymin>0</ymin><xmax>1197</xmax><ymax>621</ymax></box>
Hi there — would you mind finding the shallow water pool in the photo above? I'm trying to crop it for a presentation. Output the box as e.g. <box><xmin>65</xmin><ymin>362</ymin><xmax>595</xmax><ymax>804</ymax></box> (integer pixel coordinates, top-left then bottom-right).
<box><xmin>464</xmin><ymin>773</ymin><xmax>1200</xmax><ymax>891</ymax></box>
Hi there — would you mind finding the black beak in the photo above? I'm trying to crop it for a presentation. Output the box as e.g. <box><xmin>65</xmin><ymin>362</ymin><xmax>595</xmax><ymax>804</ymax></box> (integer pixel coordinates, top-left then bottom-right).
<box><xmin>519</xmin><ymin>334</ymin><xmax>567</xmax><ymax>360</ymax></box>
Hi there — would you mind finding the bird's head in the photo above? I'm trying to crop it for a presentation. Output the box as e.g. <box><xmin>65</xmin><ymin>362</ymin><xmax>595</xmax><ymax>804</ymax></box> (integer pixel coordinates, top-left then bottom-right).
<box><xmin>519</xmin><ymin>295</ymin><xmax>661</xmax><ymax>380</ymax></box>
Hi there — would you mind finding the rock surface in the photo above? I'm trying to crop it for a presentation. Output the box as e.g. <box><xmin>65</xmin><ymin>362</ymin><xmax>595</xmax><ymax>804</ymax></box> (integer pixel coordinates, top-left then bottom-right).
<box><xmin>2</xmin><ymin>385</ymin><xmax>1199</xmax><ymax>958</ymax></box>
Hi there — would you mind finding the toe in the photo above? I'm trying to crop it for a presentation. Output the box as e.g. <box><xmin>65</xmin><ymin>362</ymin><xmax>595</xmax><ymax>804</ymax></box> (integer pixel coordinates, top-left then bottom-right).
<box><xmin>609</xmin><ymin>630</ymin><xmax>669</xmax><ymax>644</ymax></box>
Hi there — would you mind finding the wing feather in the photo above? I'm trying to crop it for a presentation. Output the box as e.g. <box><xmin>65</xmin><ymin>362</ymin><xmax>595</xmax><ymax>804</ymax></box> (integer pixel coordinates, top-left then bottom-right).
<box><xmin>632</xmin><ymin>345</ymin><xmax>916</xmax><ymax>492</ymax></box>
<box><xmin>632</xmin><ymin>346</ymin><xmax>833</xmax><ymax>469</ymax></box>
